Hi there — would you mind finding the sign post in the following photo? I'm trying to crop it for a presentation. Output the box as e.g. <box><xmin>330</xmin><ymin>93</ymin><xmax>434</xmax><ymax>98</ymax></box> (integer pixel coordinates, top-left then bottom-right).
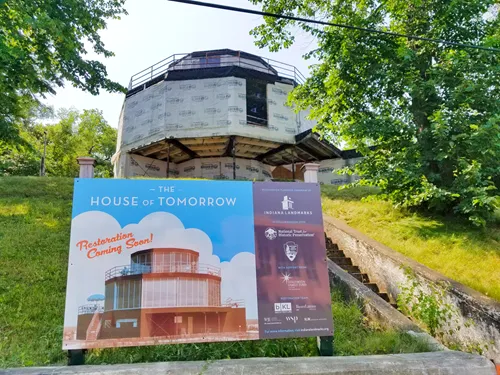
<box><xmin>63</xmin><ymin>179</ymin><xmax>333</xmax><ymax>364</ymax></box>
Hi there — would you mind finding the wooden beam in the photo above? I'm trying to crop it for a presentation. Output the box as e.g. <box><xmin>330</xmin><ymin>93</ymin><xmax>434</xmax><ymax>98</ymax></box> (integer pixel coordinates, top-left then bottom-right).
<box><xmin>181</xmin><ymin>137</ymin><xmax>228</xmax><ymax>145</ymax></box>
<box><xmin>141</xmin><ymin>142</ymin><xmax>167</xmax><ymax>156</ymax></box>
<box><xmin>168</xmin><ymin>139</ymin><xmax>199</xmax><ymax>158</ymax></box>
<box><xmin>196</xmin><ymin>151</ymin><xmax>226</xmax><ymax>156</ymax></box>
<box><xmin>235</xmin><ymin>137</ymin><xmax>280</xmax><ymax>148</ymax></box>
<box><xmin>237</xmin><ymin>144</ymin><xmax>272</xmax><ymax>154</ymax></box>
<box><xmin>289</xmin><ymin>148</ymin><xmax>308</xmax><ymax>163</ymax></box>
<box><xmin>157</xmin><ymin>150</ymin><xmax>183</xmax><ymax>160</ymax></box>
<box><xmin>255</xmin><ymin>144</ymin><xmax>292</xmax><ymax>162</ymax></box>
<box><xmin>305</xmin><ymin>134</ymin><xmax>342</xmax><ymax>158</ymax></box>
<box><xmin>188</xmin><ymin>145</ymin><xmax>227</xmax><ymax>151</ymax></box>
<box><xmin>295</xmin><ymin>143</ymin><xmax>321</xmax><ymax>161</ymax></box>
<box><xmin>171</xmin><ymin>155</ymin><xmax>191</xmax><ymax>163</ymax></box>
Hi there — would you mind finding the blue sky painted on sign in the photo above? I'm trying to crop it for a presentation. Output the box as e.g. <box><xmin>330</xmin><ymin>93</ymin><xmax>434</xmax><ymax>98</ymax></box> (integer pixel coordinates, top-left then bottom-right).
<box><xmin>71</xmin><ymin>179</ymin><xmax>255</xmax><ymax>262</ymax></box>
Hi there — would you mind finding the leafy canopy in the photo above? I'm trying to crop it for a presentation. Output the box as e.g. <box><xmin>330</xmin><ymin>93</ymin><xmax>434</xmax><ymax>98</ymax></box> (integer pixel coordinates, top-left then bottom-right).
<box><xmin>250</xmin><ymin>0</ymin><xmax>500</xmax><ymax>225</ymax></box>
<box><xmin>0</xmin><ymin>108</ymin><xmax>117</xmax><ymax>177</ymax></box>
<box><xmin>0</xmin><ymin>0</ymin><xmax>127</xmax><ymax>142</ymax></box>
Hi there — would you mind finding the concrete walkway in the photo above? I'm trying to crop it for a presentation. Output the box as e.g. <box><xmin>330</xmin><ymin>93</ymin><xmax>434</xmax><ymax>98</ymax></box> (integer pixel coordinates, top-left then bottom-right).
<box><xmin>1</xmin><ymin>351</ymin><xmax>496</xmax><ymax>375</ymax></box>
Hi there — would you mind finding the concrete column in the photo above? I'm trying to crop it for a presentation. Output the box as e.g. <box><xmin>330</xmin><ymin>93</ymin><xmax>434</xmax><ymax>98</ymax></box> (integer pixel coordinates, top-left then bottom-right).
<box><xmin>302</xmin><ymin>163</ymin><xmax>320</xmax><ymax>183</ymax></box>
<box><xmin>77</xmin><ymin>157</ymin><xmax>96</xmax><ymax>178</ymax></box>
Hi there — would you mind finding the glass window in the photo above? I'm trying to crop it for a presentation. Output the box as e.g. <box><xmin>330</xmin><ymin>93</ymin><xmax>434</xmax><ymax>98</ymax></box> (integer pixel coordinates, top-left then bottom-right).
<box><xmin>246</xmin><ymin>79</ymin><xmax>268</xmax><ymax>126</ymax></box>
<box><xmin>142</xmin><ymin>278</ymin><xmax>211</xmax><ymax>308</ymax></box>
<box><xmin>113</xmin><ymin>279</ymin><xmax>142</xmax><ymax>310</ymax></box>
<box><xmin>105</xmin><ymin>282</ymin><xmax>114</xmax><ymax>311</ymax></box>
<box><xmin>208</xmin><ymin>279</ymin><xmax>221</xmax><ymax>306</ymax></box>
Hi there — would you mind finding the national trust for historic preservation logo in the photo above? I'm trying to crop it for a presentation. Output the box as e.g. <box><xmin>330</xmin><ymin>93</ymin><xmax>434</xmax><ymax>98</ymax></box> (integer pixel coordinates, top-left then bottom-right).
<box><xmin>265</xmin><ymin>227</ymin><xmax>277</xmax><ymax>240</ymax></box>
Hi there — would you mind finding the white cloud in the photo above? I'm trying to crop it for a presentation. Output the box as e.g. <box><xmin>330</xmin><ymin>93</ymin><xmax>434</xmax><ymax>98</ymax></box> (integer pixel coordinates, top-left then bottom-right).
<box><xmin>64</xmin><ymin>211</ymin><xmax>257</xmax><ymax>327</ymax></box>
<box><xmin>220</xmin><ymin>252</ymin><xmax>258</xmax><ymax>318</ymax></box>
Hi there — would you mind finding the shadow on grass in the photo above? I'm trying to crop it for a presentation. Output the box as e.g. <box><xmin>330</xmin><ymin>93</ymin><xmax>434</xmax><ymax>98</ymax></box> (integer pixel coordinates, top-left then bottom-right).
<box><xmin>0</xmin><ymin>177</ymin><xmax>74</xmax><ymax>200</ymax></box>
<box><xmin>396</xmin><ymin>209</ymin><xmax>500</xmax><ymax>256</ymax></box>
<box><xmin>320</xmin><ymin>185</ymin><xmax>380</xmax><ymax>201</ymax></box>
<box><xmin>321</xmin><ymin>185</ymin><xmax>500</xmax><ymax>255</ymax></box>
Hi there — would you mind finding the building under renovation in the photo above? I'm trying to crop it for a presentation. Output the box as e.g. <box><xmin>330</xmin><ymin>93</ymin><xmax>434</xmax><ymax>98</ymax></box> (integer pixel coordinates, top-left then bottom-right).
<box><xmin>112</xmin><ymin>49</ymin><xmax>361</xmax><ymax>184</ymax></box>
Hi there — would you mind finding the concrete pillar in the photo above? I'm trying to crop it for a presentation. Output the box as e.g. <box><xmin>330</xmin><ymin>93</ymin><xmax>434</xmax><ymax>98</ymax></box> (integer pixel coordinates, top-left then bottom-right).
<box><xmin>77</xmin><ymin>157</ymin><xmax>96</xmax><ymax>178</ymax></box>
<box><xmin>302</xmin><ymin>163</ymin><xmax>320</xmax><ymax>183</ymax></box>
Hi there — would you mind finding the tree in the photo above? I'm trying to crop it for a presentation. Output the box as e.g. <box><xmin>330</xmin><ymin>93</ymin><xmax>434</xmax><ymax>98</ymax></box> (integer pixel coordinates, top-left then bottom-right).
<box><xmin>0</xmin><ymin>108</ymin><xmax>117</xmax><ymax>177</ymax></box>
<box><xmin>0</xmin><ymin>0</ymin><xmax>126</xmax><ymax>144</ymax></box>
<box><xmin>0</xmin><ymin>102</ymin><xmax>55</xmax><ymax>176</ymax></box>
<box><xmin>250</xmin><ymin>0</ymin><xmax>500</xmax><ymax>225</ymax></box>
<box><xmin>43</xmin><ymin>109</ymin><xmax>117</xmax><ymax>177</ymax></box>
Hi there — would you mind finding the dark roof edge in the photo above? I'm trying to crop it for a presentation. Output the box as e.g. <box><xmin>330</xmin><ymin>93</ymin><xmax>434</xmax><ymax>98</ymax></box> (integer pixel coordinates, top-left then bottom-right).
<box><xmin>295</xmin><ymin>129</ymin><xmax>372</xmax><ymax>159</ymax></box>
<box><xmin>125</xmin><ymin>65</ymin><xmax>297</xmax><ymax>98</ymax></box>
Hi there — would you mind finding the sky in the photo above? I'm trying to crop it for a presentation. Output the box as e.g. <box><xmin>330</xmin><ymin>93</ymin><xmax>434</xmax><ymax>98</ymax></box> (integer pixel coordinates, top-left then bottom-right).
<box><xmin>44</xmin><ymin>0</ymin><xmax>318</xmax><ymax>127</ymax></box>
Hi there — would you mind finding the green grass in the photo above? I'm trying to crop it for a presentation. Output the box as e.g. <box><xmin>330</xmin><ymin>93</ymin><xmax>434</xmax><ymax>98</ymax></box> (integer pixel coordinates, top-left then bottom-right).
<box><xmin>330</xmin><ymin>291</ymin><xmax>430</xmax><ymax>356</ymax></box>
<box><xmin>0</xmin><ymin>177</ymin><xmax>73</xmax><ymax>367</ymax></box>
<box><xmin>82</xmin><ymin>291</ymin><xmax>431</xmax><ymax>365</ymax></box>
<box><xmin>321</xmin><ymin>185</ymin><xmax>500</xmax><ymax>301</ymax></box>
<box><xmin>0</xmin><ymin>177</ymin><xmax>431</xmax><ymax>367</ymax></box>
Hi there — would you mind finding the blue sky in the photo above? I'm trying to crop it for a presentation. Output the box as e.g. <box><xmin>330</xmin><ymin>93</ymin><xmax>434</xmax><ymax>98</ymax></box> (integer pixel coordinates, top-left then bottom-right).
<box><xmin>71</xmin><ymin>178</ymin><xmax>255</xmax><ymax>262</ymax></box>
<box><xmin>43</xmin><ymin>0</ymin><xmax>318</xmax><ymax>126</ymax></box>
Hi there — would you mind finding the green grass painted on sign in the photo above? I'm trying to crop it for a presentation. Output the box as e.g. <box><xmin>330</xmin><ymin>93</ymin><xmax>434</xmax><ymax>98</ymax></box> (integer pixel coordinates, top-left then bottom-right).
<box><xmin>321</xmin><ymin>185</ymin><xmax>500</xmax><ymax>301</ymax></box>
<box><xmin>0</xmin><ymin>177</ymin><xmax>432</xmax><ymax>367</ymax></box>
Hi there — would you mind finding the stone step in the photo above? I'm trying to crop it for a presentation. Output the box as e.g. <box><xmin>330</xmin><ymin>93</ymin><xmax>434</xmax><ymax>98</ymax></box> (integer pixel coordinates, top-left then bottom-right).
<box><xmin>330</xmin><ymin>257</ymin><xmax>352</xmax><ymax>266</ymax></box>
<box><xmin>326</xmin><ymin>243</ymin><xmax>339</xmax><ymax>252</ymax></box>
<box><xmin>351</xmin><ymin>273</ymin><xmax>370</xmax><ymax>283</ymax></box>
<box><xmin>377</xmin><ymin>292</ymin><xmax>390</xmax><ymax>303</ymax></box>
<box><xmin>328</xmin><ymin>250</ymin><xmax>345</xmax><ymax>258</ymax></box>
<box><xmin>364</xmin><ymin>283</ymin><xmax>380</xmax><ymax>293</ymax></box>
<box><xmin>324</xmin><ymin>233</ymin><xmax>396</xmax><ymax>310</ymax></box>
<box><xmin>339</xmin><ymin>264</ymin><xmax>361</xmax><ymax>273</ymax></box>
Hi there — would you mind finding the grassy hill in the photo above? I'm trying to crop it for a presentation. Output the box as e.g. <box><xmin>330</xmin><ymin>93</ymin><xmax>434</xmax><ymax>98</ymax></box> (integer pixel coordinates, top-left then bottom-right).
<box><xmin>0</xmin><ymin>177</ymin><xmax>433</xmax><ymax>367</ymax></box>
<box><xmin>321</xmin><ymin>186</ymin><xmax>500</xmax><ymax>301</ymax></box>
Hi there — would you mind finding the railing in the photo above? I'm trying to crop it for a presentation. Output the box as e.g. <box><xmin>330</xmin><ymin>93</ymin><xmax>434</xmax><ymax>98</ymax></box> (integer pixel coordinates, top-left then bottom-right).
<box><xmin>105</xmin><ymin>261</ymin><xmax>221</xmax><ymax>281</ymax></box>
<box><xmin>222</xmin><ymin>299</ymin><xmax>245</xmax><ymax>308</ymax></box>
<box><xmin>128</xmin><ymin>52</ymin><xmax>306</xmax><ymax>90</ymax></box>
<box><xmin>78</xmin><ymin>304</ymin><xmax>104</xmax><ymax>315</ymax></box>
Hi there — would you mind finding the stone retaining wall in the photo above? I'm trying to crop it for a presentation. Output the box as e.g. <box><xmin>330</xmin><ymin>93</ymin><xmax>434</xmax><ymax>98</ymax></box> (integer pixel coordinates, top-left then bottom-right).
<box><xmin>324</xmin><ymin>215</ymin><xmax>500</xmax><ymax>363</ymax></box>
<box><xmin>327</xmin><ymin>259</ymin><xmax>444</xmax><ymax>352</ymax></box>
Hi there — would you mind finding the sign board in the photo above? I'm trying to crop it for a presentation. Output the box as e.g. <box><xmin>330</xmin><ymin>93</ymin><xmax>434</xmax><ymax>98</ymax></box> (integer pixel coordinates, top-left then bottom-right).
<box><xmin>63</xmin><ymin>179</ymin><xmax>332</xmax><ymax>350</ymax></box>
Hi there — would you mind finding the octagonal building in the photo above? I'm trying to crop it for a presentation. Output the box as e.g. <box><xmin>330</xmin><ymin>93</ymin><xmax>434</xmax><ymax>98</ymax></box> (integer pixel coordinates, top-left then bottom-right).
<box><xmin>113</xmin><ymin>49</ymin><xmax>361</xmax><ymax>183</ymax></box>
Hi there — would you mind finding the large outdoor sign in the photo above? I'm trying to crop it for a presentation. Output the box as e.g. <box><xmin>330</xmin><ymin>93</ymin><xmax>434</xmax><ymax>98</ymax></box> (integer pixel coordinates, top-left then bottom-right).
<box><xmin>63</xmin><ymin>179</ymin><xmax>333</xmax><ymax>350</ymax></box>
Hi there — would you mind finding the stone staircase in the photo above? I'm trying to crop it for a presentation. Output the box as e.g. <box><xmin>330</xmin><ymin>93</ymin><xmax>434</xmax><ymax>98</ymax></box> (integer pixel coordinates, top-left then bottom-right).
<box><xmin>325</xmin><ymin>234</ymin><xmax>397</xmax><ymax>308</ymax></box>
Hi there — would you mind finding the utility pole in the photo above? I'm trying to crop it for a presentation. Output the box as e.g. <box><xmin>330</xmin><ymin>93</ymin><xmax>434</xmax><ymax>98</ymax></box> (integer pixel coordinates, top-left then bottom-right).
<box><xmin>40</xmin><ymin>130</ymin><xmax>47</xmax><ymax>177</ymax></box>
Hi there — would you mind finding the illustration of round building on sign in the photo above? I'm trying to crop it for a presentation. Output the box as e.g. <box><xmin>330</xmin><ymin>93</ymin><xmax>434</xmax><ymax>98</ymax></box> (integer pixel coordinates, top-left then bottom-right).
<box><xmin>76</xmin><ymin>248</ymin><xmax>248</xmax><ymax>343</ymax></box>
